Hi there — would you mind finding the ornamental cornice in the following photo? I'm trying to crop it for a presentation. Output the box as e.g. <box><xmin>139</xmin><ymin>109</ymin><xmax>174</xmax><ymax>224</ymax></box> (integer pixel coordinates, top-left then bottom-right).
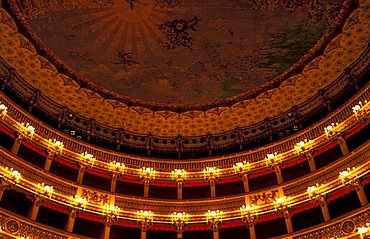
<box><xmin>0</xmin><ymin>0</ymin><xmax>369</xmax><ymax>156</ymax></box>
<box><xmin>0</xmin><ymin>80</ymin><xmax>369</xmax><ymax>173</ymax></box>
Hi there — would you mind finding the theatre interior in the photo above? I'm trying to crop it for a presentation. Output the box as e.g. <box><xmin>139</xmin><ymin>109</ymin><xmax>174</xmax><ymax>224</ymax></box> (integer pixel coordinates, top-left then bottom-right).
<box><xmin>0</xmin><ymin>0</ymin><xmax>369</xmax><ymax>238</ymax></box>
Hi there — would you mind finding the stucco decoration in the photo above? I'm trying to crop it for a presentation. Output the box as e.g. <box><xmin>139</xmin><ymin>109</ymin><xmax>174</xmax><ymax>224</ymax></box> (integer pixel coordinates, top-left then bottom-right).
<box><xmin>0</xmin><ymin>0</ymin><xmax>369</xmax><ymax>137</ymax></box>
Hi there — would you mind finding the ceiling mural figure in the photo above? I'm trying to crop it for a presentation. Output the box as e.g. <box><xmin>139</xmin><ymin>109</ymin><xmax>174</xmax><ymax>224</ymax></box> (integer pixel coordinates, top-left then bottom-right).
<box><xmin>158</xmin><ymin>16</ymin><xmax>201</xmax><ymax>50</ymax></box>
<box><xmin>16</xmin><ymin>0</ymin><xmax>342</xmax><ymax>104</ymax></box>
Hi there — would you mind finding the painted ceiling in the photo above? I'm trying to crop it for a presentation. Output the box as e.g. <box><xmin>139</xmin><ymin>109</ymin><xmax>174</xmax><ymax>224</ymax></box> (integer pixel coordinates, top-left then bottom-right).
<box><xmin>0</xmin><ymin>0</ymin><xmax>369</xmax><ymax>138</ymax></box>
<box><xmin>17</xmin><ymin>0</ymin><xmax>341</xmax><ymax>104</ymax></box>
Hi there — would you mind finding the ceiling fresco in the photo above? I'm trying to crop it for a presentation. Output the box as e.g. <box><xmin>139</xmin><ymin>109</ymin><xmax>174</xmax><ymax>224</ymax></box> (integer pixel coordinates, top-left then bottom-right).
<box><xmin>16</xmin><ymin>0</ymin><xmax>342</xmax><ymax>104</ymax></box>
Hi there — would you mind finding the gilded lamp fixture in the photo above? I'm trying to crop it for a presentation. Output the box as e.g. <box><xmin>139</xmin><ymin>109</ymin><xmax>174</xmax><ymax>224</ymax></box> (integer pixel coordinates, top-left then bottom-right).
<box><xmin>171</xmin><ymin>169</ymin><xmax>187</xmax><ymax>186</ymax></box>
<box><xmin>109</xmin><ymin>161</ymin><xmax>126</xmax><ymax>177</ymax></box>
<box><xmin>36</xmin><ymin>183</ymin><xmax>54</xmax><ymax>198</ymax></box>
<box><xmin>70</xmin><ymin>195</ymin><xmax>88</xmax><ymax>210</ymax></box>
<box><xmin>137</xmin><ymin>210</ymin><xmax>153</xmax><ymax>231</ymax></box>
<box><xmin>0</xmin><ymin>103</ymin><xmax>7</xmax><ymax>119</ymax></box>
<box><xmin>103</xmin><ymin>204</ymin><xmax>120</xmax><ymax>225</ymax></box>
<box><xmin>233</xmin><ymin>161</ymin><xmax>250</xmax><ymax>179</ymax></box>
<box><xmin>18</xmin><ymin>122</ymin><xmax>35</xmax><ymax>140</ymax></box>
<box><xmin>294</xmin><ymin>139</ymin><xmax>313</xmax><ymax>156</ymax></box>
<box><xmin>339</xmin><ymin>167</ymin><xmax>360</xmax><ymax>188</ymax></box>
<box><xmin>206</xmin><ymin>210</ymin><xmax>223</xmax><ymax>231</ymax></box>
<box><xmin>274</xmin><ymin>196</ymin><xmax>291</xmax><ymax>218</ymax></box>
<box><xmin>324</xmin><ymin>123</ymin><xmax>340</xmax><ymax>140</ymax></box>
<box><xmin>307</xmin><ymin>183</ymin><xmax>326</xmax><ymax>205</ymax></box>
<box><xmin>352</xmin><ymin>100</ymin><xmax>369</xmax><ymax>121</ymax></box>
<box><xmin>1</xmin><ymin>167</ymin><xmax>21</xmax><ymax>188</ymax></box>
<box><xmin>203</xmin><ymin>167</ymin><xmax>220</xmax><ymax>182</ymax></box>
<box><xmin>139</xmin><ymin>167</ymin><xmax>156</xmax><ymax>184</ymax></box>
<box><xmin>79</xmin><ymin>152</ymin><xmax>96</xmax><ymax>169</ymax></box>
<box><xmin>240</xmin><ymin>204</ymin><xmax>258</xmax><ymax>228</ymax></box>
<box><xmin>265</xmin><ymin>153</ymin><xmax>282</xmax><ymax>172</ymax></box>
<box><xmin>171</xmin><ymin>212</ymin><xmax>189</xmax><ymax>233</ymax></box>
<box><xmin>46</xmin><ymin>139</ymin><xmax>64</xmax><ymax>158</ymax></box>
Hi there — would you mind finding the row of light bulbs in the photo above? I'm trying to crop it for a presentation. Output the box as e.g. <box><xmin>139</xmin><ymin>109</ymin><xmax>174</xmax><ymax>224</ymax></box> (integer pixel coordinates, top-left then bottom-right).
<box><xmin>0</xmin><ymin>159</ymin><xmax>367</xmax><ymax>226</ymax></box>
<box><xmin>0</xmin><ymin>99</ymin><xmax>368</xmax><ymax>183</ymax></box>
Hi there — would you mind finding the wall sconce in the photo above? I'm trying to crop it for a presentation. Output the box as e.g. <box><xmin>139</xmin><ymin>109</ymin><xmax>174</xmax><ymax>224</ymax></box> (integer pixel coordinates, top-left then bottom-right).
<box><xmin>324</xmin><ymin>123</ymin><xmax>340</xmax><ymax>140</ymax></box>
<box><xmin>352</xmin><ymin>100</ymin><xmax>368</xmax><ymax>121</ymax></box>
<box><xmin>240</xmin><ymin>204</ymin><xmax>258</xmax><ymax>228</ymax></box>
<box><xmin>265</xmin><ymin>153</ymin><xmax>282</xmax><ymax>172</ymax></box>
<box><xmin>18</xmin><ymin>123</ymin><xmax>35</xmax><ymax>140</ymax></box>
<box><xmin>274</xmin><ymin>196</ymin><xmax>290</xmax><ymax>218</ymax></box>
<box><xmin>171</xmin><ymin>212</ymin><xmax>189</xmax><ymax>232</ymax></box>
<box><xmin>206</xmin><ymin>210</ymin><xmax>223</xmax><ymax>231</ymax></box>
<box><xmin>79</xmin><ymin>152</ymin><xmax>96</xmax><ymax>168</ymax></box>
<box><xmin>171</xmin><ymin>169</ymin><xmax>187</xmax><ymax>185</ymax></box>
<box><xmin>339</xmin><ymin>167</ymin><xmax>360</xmax><ymax>188</ymax></box>
<box><xmin>36</xmin><ymin>183</ymin><xmax>53</xmax><ymax>198</ymax></box>
<box><xmin>294</xmin><ymin>139</ymin><xmax>313</xmax><ymax>155</ymax></box>
<box><xmin>233</xmin><ymin>161</ymin><xmax>250</xmax><ymax>178</ymax></box>
<box><xmin>137</xmin><ymin>210</ymin><xmax>153</xmax><ymax>231</ymax></box>
<box><xmin>103</xmin><ymin>204</ymin><xmax>120</xmax><ymax>225</ymax></box>
<box><xmin>0</xmin><ymin>103</ymin><xmax>7</xmax><ymax>119</ymax></box>
<box><xmin>46</xmin><ymin>139</ymin><xmax>64</xmax><ymax>158</ymax></box>
<box><xmin>139</xmin><ymin>167</ymin><xmax>156</xmax><ymax>184</ymax></box>
<box><xmin>2</xmin><ymin>167</ymin><xmax>21</xmax><ymax>184</ymax></box>
<box><xmin>70</xmin><ymin>195</ymin><xmax>88</xmax><ymax>210</ymax></box>
<box><xmin>307</xmin><ymin>183</ymin><xmax>326</xmax><ymax>204</ymax></box>
<box><xmin>203</xmin><ymin>167</ymin><xmax>220</xmax><ymax>182</ymax></box>
<box><xmin>109</xmin><ymin>161</ymin><xmax>125</xmax><ymax>176</ymax></box>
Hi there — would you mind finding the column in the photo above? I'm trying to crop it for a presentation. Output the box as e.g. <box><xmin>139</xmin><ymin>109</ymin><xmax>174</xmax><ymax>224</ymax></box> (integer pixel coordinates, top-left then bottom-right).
<box><xmin>177</xmin><ymin>231</ymin><xmax>183</xmax><ymax>239</ymax></box>
<box><xmin>11</xmin><ymin>137</ymin><xmax>22</xmax><ymax>155</ymax></box>
<box><xmin>305</xmin><ymin>153</ymin><xmax>316</xmax><ymax>172</ymax></box>
<box><xmin>0</xmin><ymin>188</ymin><xmax>5</xmax><ymax>203</ymax></box>
<box><xmin>65</xmin><ymin>209</ymin><xmax>77</xmax><ymax>232</ymax></box>
<box><xmin>249</xmin><ymin>225</ymin><xmax>256</xmax><ymax>239</ymax></box>
<box><xmin>141</xmin><ymin>230</ymin><xmax>147</xmax><ymax>239</ymax></box>
<box><xmin>101</xmin><ymin>223</ymin><xmax>111</xmax><ymax>239</ymax></box>
<box><xmin>210</xmin><ymin>180</ymin><xmax>216</xmax><ymax>198</ymax></box>
<box><xmin>177</xmin><ymin>182</ymin><xmax>183</xmax><ymax>200</ymax></box>
<box><xmin>213</xmin><ymin>230</ymin><xmax>219</xmax><ymax>239</ymax></box>
<box><xmin>77</xmin><ymin>166</ymin><xmax>86</xmax><ymax>184</ymax></box>
<box><xmin>144</xmin><ymin>183</ymin><xmax>149</xmax><ymax>198</ymax></box>
<box><xmin>320</xmin><ymin>202</ymin><xmax>331</xmax><ymax>222</ymax></box>
<box><xmin>284</xmin><ymin>214</ymin><xmax>293</xmax><ymax>233</ymax></box>
<box><xmin>337</xmin><ymin>136</ymin><xmax>349</xmax><ymax>155</ymax></box>
<box><xmin>28</xmin><ymin>198</ymin><xmax>42</xmax><ymax>221</ymax></box>
<box><xmin>44</xmin><ymin>155</ymin><xmax>53</xmax><ymax>171</ymax></box>
<box><xmin>275</xmin><ymin>168</ymin><xmax>283</xmax><ymax>184</ymax></box>
<box><xmin>110</xmin><ymin>174</ymin><xmax>118</xmax><ymax>193</ymax></box>
<box><xmin>242</xmin><ymin>175</ymin><xmax>249</xmax><ymax>193</ymax></box>
<box><xmin>356</xmin><ymin>185</ymin><xmax>368</xmax><ymax>206</ymax></box>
